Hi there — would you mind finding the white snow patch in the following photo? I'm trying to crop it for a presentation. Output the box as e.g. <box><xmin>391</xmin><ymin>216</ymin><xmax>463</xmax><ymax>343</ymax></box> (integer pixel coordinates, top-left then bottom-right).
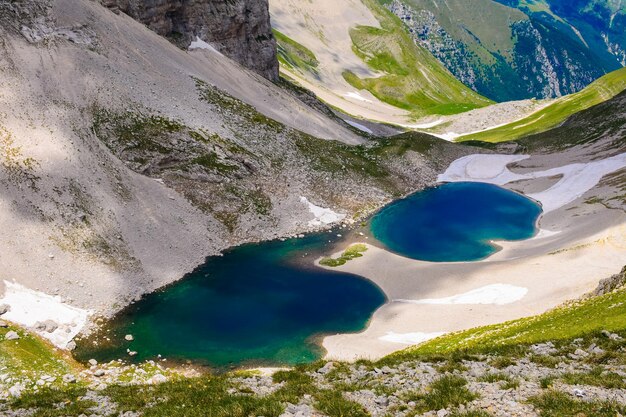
<box><xmin>0</xmin><ymin>281</ymin><xmax>91</xmax><ymax>348</ymax></box>
<box><xmin>189</xmin><ymin>37</ymin><xmax>222</xmax><ymax>55</ymax></box>
<box><xmin>344</xmin><ymin>119</ymin><xmax>373</xmax><ymax>134</ymax></box>
<box><xmin>379</xmin><ymin>331</ymin><xmax>444</xmax><ymax>345</ymax></box>
<box><xmin>438</xmin><ymin>153</ymin><xmax>626</xmax><ymax>212</ymax></box>
<box><xmin>395</xmin><ymin>284</ymin><xmax>528</xmax><ymax>306</ymax></box>
<box><xmin>343</xmin><ymin>92</ymin><xmax>373</xmax><ymax>103</ymax></box>
<box><xmin>300</xmin><ymin>196</ymin><xmax>346</xmax><ymax>227</ymax></box>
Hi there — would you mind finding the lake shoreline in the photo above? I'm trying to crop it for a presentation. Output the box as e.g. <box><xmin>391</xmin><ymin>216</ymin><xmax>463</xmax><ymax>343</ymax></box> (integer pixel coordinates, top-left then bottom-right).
<box><xmin>321</xmin><ymin>151</ymin><xmax>626</xmax><ymax>361</ymax></box>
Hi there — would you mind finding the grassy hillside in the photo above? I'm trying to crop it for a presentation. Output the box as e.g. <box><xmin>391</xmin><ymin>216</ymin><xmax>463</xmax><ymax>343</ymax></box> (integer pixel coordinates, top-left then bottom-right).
<box><xmin>388</xmin><ymin>269</ymin><xmax>626</xmax><ymax>361</ymax></box>
<box><xmin>273</xmin><ymin>29</ymin><xmax>320</xmax><ymax>77</ymax></box>
<box><xmin>343</xmin><ymin>0</ymin><xmax>493</xmax><ymax>117</ymax></box>
<box><xmin>4</xmin><ymin>267</ymin><xmax>626</xmax><ymax>416</ymax></box>
<box><xmin>457</xmin><ymin>66</ymin><xmax>626</xmax><ymax>143</ymax></box>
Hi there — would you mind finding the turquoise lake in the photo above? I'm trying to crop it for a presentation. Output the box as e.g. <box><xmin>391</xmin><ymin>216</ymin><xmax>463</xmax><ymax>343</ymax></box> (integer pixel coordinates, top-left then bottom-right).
<box><xmin>371</xmin><ymin>182</ymin><xmax>542</xmax><ymax>262</ymax></box>
<box><xmin>76</xmin><ymin>182</ymin><xmax>541</xmax><ymax>368</ymax></box>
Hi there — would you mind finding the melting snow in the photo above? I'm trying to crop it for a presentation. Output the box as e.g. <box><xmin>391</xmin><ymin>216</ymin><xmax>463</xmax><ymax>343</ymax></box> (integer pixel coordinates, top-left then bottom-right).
<box><xmin>0</xmin><ymin>281</ymin><xmax>91</xmax><ymax>348</ymax></box>
<box><xmin>402</xmin><ymin>119</ymin><xmax>444</xmax><ymax>129</ymax></box>
<box><xmin>438</xmin><ymin>153</ymin><xmax>626</xmax><ymax>212</ymax></box>
<box><xmin>189</xmin><ymin>37</ymin><xmax>222</xmax><ymax>55</ymax></box>
<box><xmin>344</xmin><ymin>119</ymin><xmax>373</xmax><ymax>134</ymax></box>
<box><xmin>395</xmin><ymin>284</ymin><xmax>528</xmax><ymax>306</ymax></box>
<box><xmin>343</xmin><ymin>92</ymin><xmax>373</xmax><ymax>103</ymax></box>
<box><xmin>300</xmin><ymin>196</ymin><xmax>346</xmax><ymax>227</ymax></box>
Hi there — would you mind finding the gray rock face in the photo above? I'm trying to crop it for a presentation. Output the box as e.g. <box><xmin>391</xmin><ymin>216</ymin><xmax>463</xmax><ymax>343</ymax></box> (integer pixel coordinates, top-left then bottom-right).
<box><xmin>106</xmin><ymin>0</ymin><xmax>279</xmax><ymax>81</ymax></box>
<box><xmin>0</xmin><ymin>304</ymin><xmax>10</xmax><ymax>315</ymax></box>
<box><xmin>4</xmin><ymin>331</ymin><xmax>19</xmax><ymax>341</ymax></box>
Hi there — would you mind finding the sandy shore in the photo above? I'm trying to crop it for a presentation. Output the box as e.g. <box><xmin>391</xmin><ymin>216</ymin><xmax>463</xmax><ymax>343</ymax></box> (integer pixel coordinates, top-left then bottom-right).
<box><xmin>322</xmin><ymin>152</ymin><xmax>626</xmax><ymax>361</ymax></box>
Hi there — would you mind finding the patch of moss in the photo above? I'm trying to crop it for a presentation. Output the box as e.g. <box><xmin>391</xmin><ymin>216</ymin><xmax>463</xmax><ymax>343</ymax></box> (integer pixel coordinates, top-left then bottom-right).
<box><xmin>320</xmin><ymin>244</ymin><xmax>368</xmax><ymax>267</ymax></box>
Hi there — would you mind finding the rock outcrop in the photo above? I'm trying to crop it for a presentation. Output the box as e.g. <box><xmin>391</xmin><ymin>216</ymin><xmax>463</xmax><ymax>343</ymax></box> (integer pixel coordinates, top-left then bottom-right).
<box><xmin>104</xmin><ymin>0</ymin><xmax>279</xmax><ymax>81</ymax></box>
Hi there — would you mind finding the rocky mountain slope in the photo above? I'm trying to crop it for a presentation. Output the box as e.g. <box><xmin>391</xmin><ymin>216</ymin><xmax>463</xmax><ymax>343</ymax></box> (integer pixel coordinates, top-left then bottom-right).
<box><xmin>385</xmin><ymin>0</ymin><xmax>625</xmax><ymax>102</ymax></box>
<box><xmin>269</xmin><ymin>0</ymin><xmax>492</xmax><ymax>125</ymax></box>
<box><xmin>498</xmin><ymin>0</ymin><xmax>626</xmax><ymax>67</ymax></box>
<box><xmin>104</xmin><ymin>0</ymin><xmax>279</xmax><ymax>81</ymax></box>
<box><xmin>0</xmin><ymin>0</ymin><xmax>474</xmax><ymax>319</ymax></box>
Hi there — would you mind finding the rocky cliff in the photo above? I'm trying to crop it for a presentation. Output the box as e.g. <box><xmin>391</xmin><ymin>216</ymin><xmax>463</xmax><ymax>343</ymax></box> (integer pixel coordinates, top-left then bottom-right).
<box><xmin>104</xmin><ymin>0</ymin><xmax>279</xmax><ymax>80</ymax></box>
<box><xmin>387</xmin><ymin>0</ymin><xmax>617</xmax><ymax>102</ymax></box>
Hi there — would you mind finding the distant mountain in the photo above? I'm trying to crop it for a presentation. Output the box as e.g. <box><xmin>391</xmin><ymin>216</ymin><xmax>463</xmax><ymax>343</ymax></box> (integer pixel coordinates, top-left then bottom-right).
<box><xmin>385</xmin><ymin>0</ymin><xmax>625</xmax><ymax>102</ymax></box>
<box><xmin>269</xmin><ymin>0</ymin><xmax>492</xmax><ymax>123</ymax></box>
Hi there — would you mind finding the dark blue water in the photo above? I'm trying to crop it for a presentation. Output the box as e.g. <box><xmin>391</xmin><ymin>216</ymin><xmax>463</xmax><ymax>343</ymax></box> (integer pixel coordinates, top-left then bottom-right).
<box><xmin>75</xmin><ymin>233</ymin><xmax>386</xmax><ymax>369</ymax></box>
<box><xmin>76</xmin><ymin>182</ymin><xmax>541</xmax><ymax>368</ymax></box>
<box><xmin>370</xmin><ymin>182</ymin><xmax>542</xmax><ymax>262</ymax></box>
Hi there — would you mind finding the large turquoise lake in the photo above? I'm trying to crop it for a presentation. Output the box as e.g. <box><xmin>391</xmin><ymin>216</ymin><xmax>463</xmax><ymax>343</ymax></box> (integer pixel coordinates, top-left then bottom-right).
<box><xmin>76</xmin><ymin>182</ymin><xmax>541</xmax><ymax>368</ymax></box>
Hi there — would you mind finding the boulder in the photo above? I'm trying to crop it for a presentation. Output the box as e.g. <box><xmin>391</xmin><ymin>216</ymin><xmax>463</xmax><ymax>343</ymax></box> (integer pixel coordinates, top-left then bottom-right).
<box><xmin>0</xmin><ymin>304</ymin><xmax>10</xmax><ymax>315</ymax></box>
<box><xmin>4</xmin><ymin>331</ymin><xmax>19</xmax><ymax>340</ymax></box>
<box><xmin>34</xmin><ymin>319</ymin><xmax>59</xmax><ymax>333</ymax></box>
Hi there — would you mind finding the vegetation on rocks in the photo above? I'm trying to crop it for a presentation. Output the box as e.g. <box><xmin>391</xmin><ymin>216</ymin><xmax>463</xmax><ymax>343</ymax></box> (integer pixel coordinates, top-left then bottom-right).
<box><xmin>3</xmin><ymin>266</ymin><xmax>626</xmax><ymax>416</ymax></box>
<box><xmin>344</xmin><ymin>0</ymin><xmax>492</xmax><ymax>117</ymax></box>
<box><xmin>274</xmin><ymin>29</ymin><xmax>320</xmax><ymax>76</ymax></box>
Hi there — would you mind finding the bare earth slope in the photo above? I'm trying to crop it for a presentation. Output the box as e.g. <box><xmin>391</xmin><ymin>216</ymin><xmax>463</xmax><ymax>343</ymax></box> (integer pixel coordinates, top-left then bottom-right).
<box><xmin>0</xmin><ymin>0</ymin><xmax>469</xmax><ymax>332</ymax></box>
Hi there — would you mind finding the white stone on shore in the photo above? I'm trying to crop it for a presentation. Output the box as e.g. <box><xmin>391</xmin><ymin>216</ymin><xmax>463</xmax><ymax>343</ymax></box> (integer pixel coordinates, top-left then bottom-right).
<box><xmin>4</xmin><ymin>331</ymin><xmax>19</xmax><ymax>341</ymax></box>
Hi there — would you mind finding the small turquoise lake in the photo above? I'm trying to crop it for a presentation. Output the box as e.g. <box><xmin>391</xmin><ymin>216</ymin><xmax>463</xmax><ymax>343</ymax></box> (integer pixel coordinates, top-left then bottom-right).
<box><xmin>76</xmin><ymin>182</ymin><xmax>541</xmax><ymax>368</ymax></box>
<box><xmin>371</xmin><ymin>182</ymin><xmax>542</xmax><ymax>262</ymax></box>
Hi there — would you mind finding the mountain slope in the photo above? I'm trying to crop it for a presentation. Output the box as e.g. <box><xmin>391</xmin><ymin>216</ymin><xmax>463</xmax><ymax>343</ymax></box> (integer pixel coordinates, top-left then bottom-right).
<box><xmin>456</xmin><ymin>66</ymin><xmax>626</xmax><ymax>143</ymax></box>
<box><xmin>106</xmin><ymin>0</ymin><xmax>279</xmax><ymax>81</ymax></box>
<box><xmin>269</xmin><ymin>0</ymin><xmax>492</xmax><ymax>125</ymax></box>
<box><xmin>0</xmin><ymin>0</ymin><xmax>472</xmax><ymax>319</ymax></box>
<box><xmin>498</xmin><ymin>0</ymin><xmax>626</xmax><ymax>67</ymax></box>
<box><xmin>344</xmin><ymin>0</ymin><xmax>493</xmax><ymax>117</ymax></box>
<box><xmin>386</xmin><ymin>0</ymin><xmax>624</xmax><ymax>102</ymax></box>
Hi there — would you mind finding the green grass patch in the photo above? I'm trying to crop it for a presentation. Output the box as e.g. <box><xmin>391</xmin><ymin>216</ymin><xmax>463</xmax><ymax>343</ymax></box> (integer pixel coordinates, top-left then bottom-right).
<box><xmin>103</xmin><ymin>376</ymin><xmax>284</xmax><ymax>417</ymax></box>
<box><xmin>457</xmin><ymin>66</ymin><xmax>626</xmax><ymax>143</ymax></box>
<box><xmin>274</xmin><ymin>29</ymin><xmax>319</xmax><ymax>76</ymax></box>
<box><xmin>404</xmin><ymin>375</ymin><xmax>478</xmax><ymax>413</ymax></box>
<box><xmin>387</xmin><ymin>284</ymin><xmax>626</xmax><ymax>362</ymax></box>
<box><xmin>0</xmin><ymin>325</ymin><xmax>79</xmax><ymax>388</ymax></box>
<box><xmin>343</xmin><ymin>0</ymin><xmax>492</xmax><ymax>117</ymax></box>
<box><xmin>314</xmin><ymin>390</ymin><xmax>369</xmax><ymax>417</ymax></box>
<box><xmin>320</xmin><ymin>244</ymin><xmax>368</xmax><ymax>267</ymax></box>
<box><xmin>528</xmin><ymin>390</ymin><xmax>626</xmax><ymax>417</ymax></box>
<box><xmin>449</xmin><ymin>411</ymin><xmax>492</xmax><ymax>417</ymax></box>
<box><xmin>561</xmin><ymin>366</ymin><xmax>626</xmax><ymax>389</ymax></box>
<box><xmin>529</xmin><ymin>354</ymin><xmax>561</xmax><ymax>368</ymax></box>
<box><xmin>9</xmin><ymin>386</ymin><xmax>94</xmax><ymax>417</ymax></box>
